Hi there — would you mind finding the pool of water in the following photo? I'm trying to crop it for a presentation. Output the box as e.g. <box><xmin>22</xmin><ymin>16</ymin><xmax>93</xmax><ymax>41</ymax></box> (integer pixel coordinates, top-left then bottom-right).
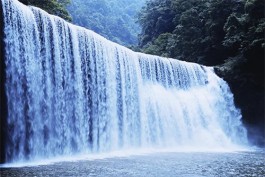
<box><xmin>0</xmin><ymin>150</ymin><xmax>264</xmax><ymax>177</ymax></box>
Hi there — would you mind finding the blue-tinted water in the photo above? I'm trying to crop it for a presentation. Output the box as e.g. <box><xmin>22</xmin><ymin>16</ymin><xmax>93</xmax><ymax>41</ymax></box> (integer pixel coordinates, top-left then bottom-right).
<box><xmin>1</xmin><ymin>0</ymin><xmax>248</xmax><ymax>163</ymax></box>
<box><xmin>1</xmin><ymin>3</ymin><xmax>260</xmax><ymax>177</ymax></box>
<box><xmin>1</xmin><ymin>150</ymin><xmax>264</xmax><ymax>177</ymax></box>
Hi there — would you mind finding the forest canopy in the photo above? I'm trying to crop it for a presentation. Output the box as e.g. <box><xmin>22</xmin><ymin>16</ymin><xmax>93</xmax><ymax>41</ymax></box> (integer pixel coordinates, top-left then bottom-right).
<box><xmin>137</xmin><ymin>0</ymin><xmax>264</xmax><ymax>66</ymax></box>
<box><xmin>67</xmin><ymin>0</ymin><xmax>145</xmax><ymax>46</ymax></box>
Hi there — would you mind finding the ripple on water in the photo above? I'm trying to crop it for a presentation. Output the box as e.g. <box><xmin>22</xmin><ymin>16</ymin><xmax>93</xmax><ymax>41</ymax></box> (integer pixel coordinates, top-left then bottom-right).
<box><xmin>0</xmin><ymin>151</ymin><xmax>264</xmax><ymax>177</ymax></box>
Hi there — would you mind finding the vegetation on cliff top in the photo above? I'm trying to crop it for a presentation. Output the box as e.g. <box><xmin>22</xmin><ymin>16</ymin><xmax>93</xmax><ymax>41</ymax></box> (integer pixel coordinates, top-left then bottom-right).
<box><xmin>67</xmin><ymin>0</ymin><xmax>145</xmax><ymax>46</ymax></box>
<box><xmin>137</xmin><ymin>0</ymin><xmax>264</xmax><ymax>67</ymax></box>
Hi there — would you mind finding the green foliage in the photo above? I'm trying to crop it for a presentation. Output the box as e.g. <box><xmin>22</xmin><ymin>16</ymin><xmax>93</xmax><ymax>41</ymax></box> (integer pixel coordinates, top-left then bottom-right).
<box><xmin>223</xmin><ymin>0</ymin><xmax>264</xmax><ymax>74</ymax></box>
<box><xmin>138</xmin><ymin>0</ymin><xmax>264</xmax><ymax>66</ymax></box>
<box><xmin>27</xmin><ymin>0</ymin><xmax>72</xmax><ymax>21</ymax></box>
<box><xmin>67</xmin><ymin>0</ymin><xmax>145</xmax><ymax>46</ymax></box>
<box><xmin>138</xmin><ymin>0</ymin><xmax>175</xmax><ymax>47</ymax></box>
<box><xmin>143</xmin><ymin>33</ymin><xmax>173</xmax><ymax>57</ymax></box>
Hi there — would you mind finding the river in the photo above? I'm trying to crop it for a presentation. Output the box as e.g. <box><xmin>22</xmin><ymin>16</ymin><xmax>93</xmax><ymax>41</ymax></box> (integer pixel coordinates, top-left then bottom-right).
<box><xmin>1</xmin><ymin>150</ymin><xmax>264</xmax><ymax>177</ymax></box>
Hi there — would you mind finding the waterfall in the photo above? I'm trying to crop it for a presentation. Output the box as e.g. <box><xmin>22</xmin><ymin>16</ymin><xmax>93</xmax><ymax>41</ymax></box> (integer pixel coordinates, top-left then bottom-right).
<box><xmin>1</xmin><ymin>0</ymin><xmax>248</xmax><ymax>163</ymax></box>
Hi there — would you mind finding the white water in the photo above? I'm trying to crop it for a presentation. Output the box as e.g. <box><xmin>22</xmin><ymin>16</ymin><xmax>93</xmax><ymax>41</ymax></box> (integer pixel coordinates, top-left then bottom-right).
<box><xmin>1</xmin><ymin>0</ymin><xmax>248</xmax><ymax>163</ymax></box>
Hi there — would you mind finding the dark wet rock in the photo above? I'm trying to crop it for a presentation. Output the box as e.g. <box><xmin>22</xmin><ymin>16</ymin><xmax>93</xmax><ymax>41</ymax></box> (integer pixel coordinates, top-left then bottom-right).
<box><xmin>215</xmin><ymin>55</ymin><xmax>264</xmax><ymax>146</ymax></box>
<box><xmin>18</xmin><ymin>0</ymin><xmax>28</xmax><ymax>5</ymax></box>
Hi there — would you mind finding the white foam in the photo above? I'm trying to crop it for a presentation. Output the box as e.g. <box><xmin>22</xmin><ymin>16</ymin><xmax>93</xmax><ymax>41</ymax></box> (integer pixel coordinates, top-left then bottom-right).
<box><xmin>1</xmin><ymin>0</ymin><xmax>249</xmax><ymax>163</ymax></box>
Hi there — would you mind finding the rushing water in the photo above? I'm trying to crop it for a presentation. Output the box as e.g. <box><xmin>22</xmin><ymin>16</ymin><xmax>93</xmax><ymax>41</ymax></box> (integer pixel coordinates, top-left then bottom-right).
<box><xmin>1</xmin><ymin>0</ymin><xmax>248</xmax><ymax>163</ymax></box>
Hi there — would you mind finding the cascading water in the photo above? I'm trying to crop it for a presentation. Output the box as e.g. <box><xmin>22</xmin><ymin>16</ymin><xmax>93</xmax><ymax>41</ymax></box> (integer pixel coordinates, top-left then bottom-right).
<box><xmin>1</xmin><ymin>0</ymin><xmax>248</xmax><ymax>163</ymax></box>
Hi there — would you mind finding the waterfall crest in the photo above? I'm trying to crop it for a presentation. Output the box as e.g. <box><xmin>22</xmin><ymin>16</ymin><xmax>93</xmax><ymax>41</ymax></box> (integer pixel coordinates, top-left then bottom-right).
<box><xmin>1</xmin><ymin>0</ymin><xmax>248</xmax><ymax>162</ymax></box>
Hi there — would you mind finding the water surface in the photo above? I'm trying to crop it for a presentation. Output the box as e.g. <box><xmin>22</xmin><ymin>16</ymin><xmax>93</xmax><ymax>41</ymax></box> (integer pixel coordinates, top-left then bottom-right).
<box><xmin>1</xmin><ymin>150</ymin><xmax>264</xmax><ymax>177</ymax></box>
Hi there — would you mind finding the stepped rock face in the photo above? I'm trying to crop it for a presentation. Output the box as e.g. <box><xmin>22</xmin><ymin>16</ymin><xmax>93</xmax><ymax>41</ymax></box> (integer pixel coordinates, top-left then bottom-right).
<box><xmin>0</xmin><ymin>0</ymin><xmax>249</xmax><ymax>163</ymax></box>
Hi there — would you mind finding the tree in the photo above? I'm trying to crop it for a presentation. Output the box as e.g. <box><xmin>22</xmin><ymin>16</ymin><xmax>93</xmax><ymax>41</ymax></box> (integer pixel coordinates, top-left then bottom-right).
<box><xmin>67</xmin><ymin>0</ymin><xmax>145</xmax><ymax>46</ymax></box>
<box><xmin>223</xmin><ymin>0</ymin><xmax>264</xmax><ymax>73</ymax></box>
<box><xmin>19</xmin><ymin>0</ymin><xmax>72</xmax><ymax>21</ymax></box>
<box><xmin>137</xmin><ymin>0</ymin><xmax>246</xmax><ymax>65</ymax></box>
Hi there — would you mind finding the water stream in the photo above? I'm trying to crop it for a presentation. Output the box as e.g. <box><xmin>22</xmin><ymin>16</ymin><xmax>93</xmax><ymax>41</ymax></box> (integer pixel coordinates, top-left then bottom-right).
<box><xmin>1</xmin><ymin>0</ymin><xmax>248</xmax><ymax>163</ymax></box>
